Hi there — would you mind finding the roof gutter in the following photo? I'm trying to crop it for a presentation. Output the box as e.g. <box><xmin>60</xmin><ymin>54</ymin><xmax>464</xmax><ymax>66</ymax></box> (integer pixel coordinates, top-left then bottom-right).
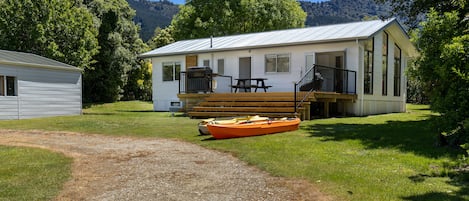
<box><xmin>0</xmin><ymin>60</ymin><xmax>82</xmax><ymax>72</ymax></box>
<box><xmin>139</xmin><ymin>37</ymin><xmax>369</xmax><ymax>59</ymax></box>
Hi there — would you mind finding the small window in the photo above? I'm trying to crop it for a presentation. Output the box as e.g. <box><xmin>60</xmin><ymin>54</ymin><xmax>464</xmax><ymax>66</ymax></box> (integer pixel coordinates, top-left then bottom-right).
<box><xmin>162</xmin><ymin>62</ymin><xmax>181</xmax><ymax>81</ymax></box>
<box><xmin>0</xmin><ymin>75</ymin><xmax>17</xmax><ymax>96</ymax></box>
<box><xmin>170</xmin><ymin>101</ymin><xmax>181</xmax><ymax>107</ymax></box>
<box><xmin>217</xmin><ymin>59</ymin><xmax>224</xmax><ymax>75</ymax></box>
<box><xmin>265</xmin><ymin>54</ymin><xmax>290</xmax><ymax>73</ymax></box>
<box><xmin>6</xmin><ymin>76</ymin><xmax>16</xmax><ymax>96</ymax></box>
<box><xmin>203</xmin><ymin>59</ymin><xmax>210</xmax><ymax>67</ymax></box>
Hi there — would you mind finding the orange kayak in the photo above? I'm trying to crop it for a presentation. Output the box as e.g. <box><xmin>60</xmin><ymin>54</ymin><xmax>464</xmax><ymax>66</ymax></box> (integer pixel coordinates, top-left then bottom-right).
<box><xmin>207</xmin><ymin>117</ymin><xmax>300</xmax><ymax>139</ymax></box>
<box><xmin>198</xmin><ymin>115</ymin><xmax>269</xmax><ymax>135</ymax></box>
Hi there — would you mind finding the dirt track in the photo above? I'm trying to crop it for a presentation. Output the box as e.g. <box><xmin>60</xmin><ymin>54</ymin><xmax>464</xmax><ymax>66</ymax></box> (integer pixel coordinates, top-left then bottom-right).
<box><xmin>0</xmin><ymin>130</ymin><xmax>331</xmax><ymax>201</ymax></box>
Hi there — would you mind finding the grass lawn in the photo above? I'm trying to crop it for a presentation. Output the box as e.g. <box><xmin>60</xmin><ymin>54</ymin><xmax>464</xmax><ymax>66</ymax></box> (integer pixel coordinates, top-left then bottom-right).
<box><xmin>0</xmin><ymin>146</ymin><xmax>71</xmax><ymax>201</ymax></box>
<box><xmin>0</xmin><ymin>101</ymin><xmax>468</xmax><ymax>200</ymax></box>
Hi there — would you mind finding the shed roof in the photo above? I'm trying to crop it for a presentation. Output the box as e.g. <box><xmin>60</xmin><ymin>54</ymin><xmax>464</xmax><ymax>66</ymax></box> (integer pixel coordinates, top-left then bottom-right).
<box><xmin>0</xmin><ymin>49</ymin><xmax>81</xmax><ymax>71</ymax></box>
<box><xmin>141</xmin><ymin>18</ymin><xmax>417</xmax><ymax>58</ymax></box>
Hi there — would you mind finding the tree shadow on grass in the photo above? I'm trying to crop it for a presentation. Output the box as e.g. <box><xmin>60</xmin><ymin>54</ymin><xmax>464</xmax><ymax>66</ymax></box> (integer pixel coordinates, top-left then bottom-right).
<box><xmin>83</xmin><ymin>112</ymin><xmax>118</xmax><ymax>116</ymax></box>
<box><xmin>116</xmin><ymin>110</ymin><xmax>155</xmax><ymax>113</ymax></box>
<box><xmin>303</xmin><ymin>116</ymin><xmax>469</xmax><ymax>200</ymax></box>
<box><xmin>201</xmin><ymin>137</ymin><xmax>217</xmax><ymax>141</ymax></box>
<box><xmin>302</xmin><ymin>117</ymin><xmax>463</xmax><ymax>159</ymax></box>
<box><xmin>402</xmin><ymin>176</ymin><xmax>469</xmax><ymax>201</ymax></box>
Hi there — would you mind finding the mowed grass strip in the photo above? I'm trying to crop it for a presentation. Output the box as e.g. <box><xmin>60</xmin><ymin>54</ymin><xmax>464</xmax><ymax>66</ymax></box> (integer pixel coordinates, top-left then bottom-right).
<box><xmin>0</xmin><ymin>101</ymin><xmax>467</xmax><ymax>200</ymax></box>
<box><xmin>0</xmin><ymin>146</ymin><xmax>71</xmax><ymax>201</ymax></box>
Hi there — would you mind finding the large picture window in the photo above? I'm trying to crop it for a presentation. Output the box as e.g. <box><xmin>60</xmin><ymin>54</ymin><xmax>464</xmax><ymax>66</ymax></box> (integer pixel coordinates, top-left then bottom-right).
<box><xmin>0</xmin><ymin>75</ymin><xmax>17</xmax><ymax>96</ymax></box>
<box><xmin>394</xmin><ymin>44</ymin><xmax>401</xmax><ymax>96</ymax></box>
<box><xmin>364</xmin><ymin>38</ymin><xmax>374</xmax><ymax>94</ymax></box>
<box><xmin>162</xmin><ymin>62</ymin><xmax>181</xmax><ymax>81</ymax></box>
<box><xmin>382</xmin><ymin>32</ymin><xmax>388</xmax><ymax>96</ymax></box>
<box><xmin>265</xmin><ymin>54</ymin><xmax>290</xmax><ymax>73</ymax></box>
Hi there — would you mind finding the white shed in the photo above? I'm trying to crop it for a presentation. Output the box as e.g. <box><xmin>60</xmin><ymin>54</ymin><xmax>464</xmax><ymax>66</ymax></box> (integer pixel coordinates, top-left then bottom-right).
<box><xmin>0</xmin><ymin>50</ymin><xmax>82</xmax><ymax>120</ymax></box>
<box><xmin>141</xmin><ymin>19</ymin><xmax>418</xmax><ymax>117</ymax></box>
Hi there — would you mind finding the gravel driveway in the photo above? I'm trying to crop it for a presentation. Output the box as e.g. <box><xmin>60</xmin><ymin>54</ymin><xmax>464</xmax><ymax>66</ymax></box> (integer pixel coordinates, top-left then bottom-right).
<box><xmin>0</xmin><ymin>130</ymin><xmax>331</xmax><ymax>201</ymax></box>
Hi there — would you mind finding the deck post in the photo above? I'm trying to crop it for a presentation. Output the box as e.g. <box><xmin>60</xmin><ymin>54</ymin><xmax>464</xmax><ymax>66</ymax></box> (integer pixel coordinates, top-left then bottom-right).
<box><xmin>294</xmin><ymin>83</ymin><xmax>298</xmax><ymax>115</ymax></box>
<box><xmin>324</xmin><ymin>101</ymin><xmax>330</xmax><ymax>118</ymax></box>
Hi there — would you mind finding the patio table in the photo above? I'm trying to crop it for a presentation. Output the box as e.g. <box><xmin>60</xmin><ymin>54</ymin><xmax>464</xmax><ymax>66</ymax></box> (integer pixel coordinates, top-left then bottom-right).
<box><xmin>231</xmin><ymin>78</ymin><xmax>271</xmax><ymax>92</ymax></box>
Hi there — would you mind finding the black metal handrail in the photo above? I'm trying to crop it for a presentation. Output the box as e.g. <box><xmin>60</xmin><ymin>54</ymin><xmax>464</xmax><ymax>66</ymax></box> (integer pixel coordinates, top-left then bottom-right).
<box><xmin>294</xmin><ymin>64</ymin><xmax>357</xmax><ymax>115</ymax></box>
<box><xmin>179</xmin><ymin>72</ymin><xmax>233</xmax><ymax>94</ymax></box>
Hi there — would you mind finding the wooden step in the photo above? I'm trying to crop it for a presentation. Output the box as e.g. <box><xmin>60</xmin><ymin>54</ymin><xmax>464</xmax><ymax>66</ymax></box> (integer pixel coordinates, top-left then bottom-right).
<box><xmin>191</xmin><ymin>106</ymin><xmax>301</xmax><ymax>113</ymax></box>
<box><xmin>186</xmin><ymin>92</ymin><xmax>309</xmax><ymax>119</ymax></box>
<box><xmin>205</xmin><ymin>96</ymin><xmax>296</xmax><ymax>102</ymax></box>
<box><xmin>198</xmin><ymin>101</ymin><xmax>301</xmax><ymax>107</ymax></box>
<box><xmin>207</xmin><ymin>92</ymin><xmax>295</xmax><ymax>97</ymax></box>
<box><xmin>183</xmin><ymin>91</ymin><xmax>356</xmax><ymax>120</ymax></box>
<box><xmin>188</xmin><ymin>111</ymin><xmax>299</xmax><ymax>118</ymax></box>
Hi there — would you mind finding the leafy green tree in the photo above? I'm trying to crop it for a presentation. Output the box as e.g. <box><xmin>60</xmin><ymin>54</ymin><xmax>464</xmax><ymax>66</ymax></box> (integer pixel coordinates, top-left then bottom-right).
<box><xmin>0</xmin><ymin>0</ymin><xmax>99</xmax><ymax>69</ymax></box>
<box><xmin>375</xmin><ymin>0</ymin><xmax>468</xmax><ymax>28</ymax></box>
<box><xmin>83</xmin><ymin>0</ymin><xmax>147</xmax><ymax>103</ymax></box>
<box><xmin>405</xmin><ymin>30</ymin><xmax>429</xmax><ymax>104</ymax></box>
<box><xmin>122</xmin><ymin>59</ymin><xmax>152</xmax><ymax>101</ymax></box>
<box><xmin>147</xmin><ymin>26</ymin><xmax>175</xmax><ymax>49</ymax></box>
<box><xmin>375</xmin><ymin>0</ymin><xmax>469</xmax><ymax>150</ymax></box>
<box><xmin>169</xmin><ymin>0</ymin><xmax>306</xmax><ymax>40</ymax></box>
<box><xmin>416</xmin><ymin>10</ymin><xmax>469</xmax><ymax>146</ymax></box>
<box><xmin>398</xmin><ymin>1</ymin><xmax>468</xmax><ymax>151</ymax></box>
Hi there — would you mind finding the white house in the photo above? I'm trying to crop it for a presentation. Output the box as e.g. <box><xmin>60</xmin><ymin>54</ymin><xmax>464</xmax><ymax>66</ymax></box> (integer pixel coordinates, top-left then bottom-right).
<box><xmin>141</xmin><ymin>18</ymin><xmax>417</xmax><ymax>116</ymax></box>
<box><xmin>0</xmin><ymin>50</ymin><xmax>82</xmax><ymax>119</ymax></box>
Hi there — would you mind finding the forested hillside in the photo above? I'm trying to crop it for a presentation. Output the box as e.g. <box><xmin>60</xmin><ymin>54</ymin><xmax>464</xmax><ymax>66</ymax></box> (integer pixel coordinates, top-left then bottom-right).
<box><xmin>128</xmin><ymin>0</ymin><xmax>392</xmax><ymax>41</ymax></box>
<box><xmin>127</xmin><ymin>0</ymin><xmax>179</xmax><ymax>41</ymax></box>
<box><xmin>300</xmin><ymin>0</ymin><xmax>391</xmax><ymax>26</ymax></box>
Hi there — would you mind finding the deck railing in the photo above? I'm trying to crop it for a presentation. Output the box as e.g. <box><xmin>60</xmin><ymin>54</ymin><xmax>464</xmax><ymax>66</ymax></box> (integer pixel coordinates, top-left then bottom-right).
<box><xmin>179</xmin><ymin>72</ymin><xmax>233</xmax><ymax>94</ymax></box>
<box><xmin>294</xmin><ymin>64</ymin><xmax>357</xmax><ymax>114</ymax></box>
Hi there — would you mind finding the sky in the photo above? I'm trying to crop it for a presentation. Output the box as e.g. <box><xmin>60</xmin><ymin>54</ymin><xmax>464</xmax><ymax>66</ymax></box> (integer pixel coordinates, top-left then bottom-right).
<box><xmin>167</xmin><ymin>0</ymin><xmax>329</xmax><ymax>5</ymax></box>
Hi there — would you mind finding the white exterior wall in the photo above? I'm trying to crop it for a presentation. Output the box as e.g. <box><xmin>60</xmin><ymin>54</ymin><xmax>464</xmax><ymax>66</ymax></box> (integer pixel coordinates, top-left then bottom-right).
<box><xmin>152</xmin><ymin>41</ymin><xmax>361</xmax><ymax>111</ymax></box>
<box><xmin>200</xmin><ymin>41</ymin><xmax>358</xmax><ymax>93</ymax></box>
<box><xmin>0</xmin><ymin>65</ymin><xmax>82</xmax><ymax>120</ymax></box>
<box><xmin>148</xmin><ymin>22</ymin><xmax>415</xmax><ymax>116</ymax></box>
<box><xmin>152</xmin><ymin>55</ymin><xmax>186</xmax><ymax>111</ymax></box>
<box><xmin>152</xmin><ymin>34</ymin><xmax>410</xmax><ymax>115</ymax></box>
<box><xmin>355</xmin><ymin>30</ymin><xmax>408</xmax><ymax>116</ymax></box>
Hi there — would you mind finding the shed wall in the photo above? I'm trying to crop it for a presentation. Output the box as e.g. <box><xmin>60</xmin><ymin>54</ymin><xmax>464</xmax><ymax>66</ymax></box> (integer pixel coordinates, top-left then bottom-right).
<box><xmin>0</xmin><ymin>65</ymin><xmax>82</xmax><ymax>119</ymax></box>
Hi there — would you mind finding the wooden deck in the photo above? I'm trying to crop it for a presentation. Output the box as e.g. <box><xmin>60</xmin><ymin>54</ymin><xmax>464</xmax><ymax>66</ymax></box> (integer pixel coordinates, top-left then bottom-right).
<box><xmin>179</xmin><ymin>92</ymin><xmax>357</xmax><ymax>120</ymax></box>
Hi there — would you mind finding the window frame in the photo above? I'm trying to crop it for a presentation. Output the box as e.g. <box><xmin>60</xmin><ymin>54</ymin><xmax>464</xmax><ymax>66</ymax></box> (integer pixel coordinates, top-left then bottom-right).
<box><xmin>364</xmin><ymin>38</ymin><xmax>374</xmax><ymax>94</ymax></box>
<box><xmin>382</xmin><ymin>32</ymin><xmax>389</xmax><ymax>96</ymax></box>
<box><xmin>0</xmin><ymin>75</ymin><xmax>17</xmax><ymax>96</ymax></box>
<box><xmin>203</xmin><ymin>59</ymin><xmax>210</xmax><ymax>67</ymax></box>
<box><xmin>217</xmin><ymin>59</ymin><xmax>225</xmax><ymax>75</ymax></box>
<box><xmin>394</xmin><ymin>44</ymin><xmax>402</xmax><ymax>97</ymax></box>
<box><xmin>0</xmin><ymin>76</ymin><xmax>4</xmax><ymax>96</ymax></box>
<box><xmin>162</xmin><ymin>61</ymin><xmax>181</xmax><ymax>82</ymax></box>
<box><xmin>265</xmin><ymin>53</ymin><xmax>290</xmax><ymax>73</ymax></box>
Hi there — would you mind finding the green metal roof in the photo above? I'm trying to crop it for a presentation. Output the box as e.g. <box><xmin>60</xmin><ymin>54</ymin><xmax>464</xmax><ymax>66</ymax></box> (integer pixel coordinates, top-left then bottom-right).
<box><xmin>0</xmin><ymin>49</ymin><xmax>81</xmax><ymax>71</ymax></box>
